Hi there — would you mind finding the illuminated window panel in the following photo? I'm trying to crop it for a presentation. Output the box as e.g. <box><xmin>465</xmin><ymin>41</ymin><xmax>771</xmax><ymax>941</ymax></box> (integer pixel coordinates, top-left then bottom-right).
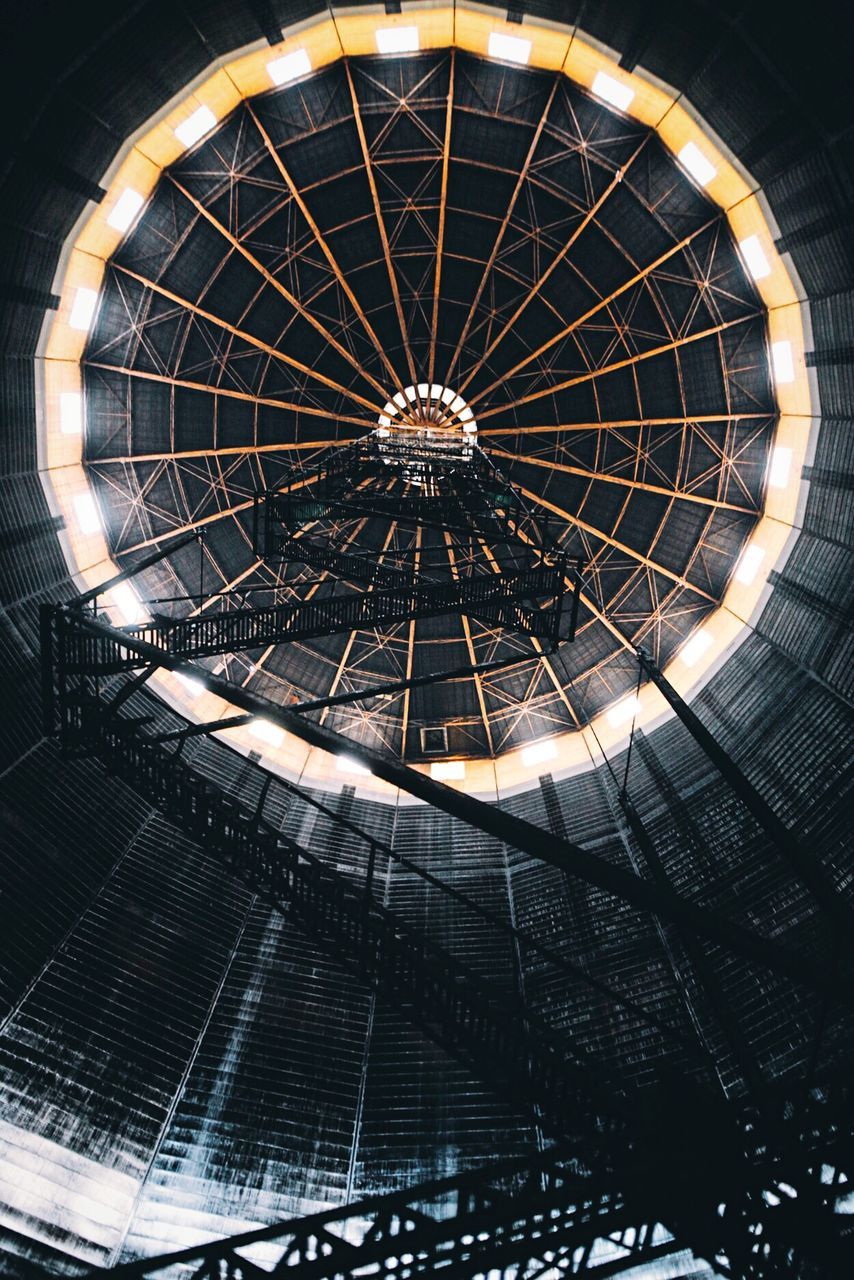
<box><xmin>267</xmin><ymin>48</ymin><xmax>311</xmax><ymax>86</ymax></box>
<box><xmin>487</xmin><ymin>32</ymin><xmax>531</xmax><ymax>64</ymax></box>
<box><xmin>768</xmin><ymin>447</ymin><xmax>793</xmax><ymax>489</ymax></box>
<box><xmin>106</xmin><ymin>188</ymin><xmax>145</xmax><ymax>233</ymax></box>
<box><xmin>678</xmin><ymin>141</ymin><xmax>716</xmax><ymax>188</ymax></box>
<box><xmin>735</xmin><ymin>544</ymin><xmax>765</xmax><ymax>585</ymax></box>
<box><xmin>68</xmin><ymin>287</ymin><xmax>98</xmax><ymax>332</ymax></box>
<box><xmin>375</xmin><ymin>26</ymin><xmax>419</xmax><ymax>54</ymax></box>
<box><xmin>73</xmin><ymin>492</ymin><xmax>101</xmax><ymax>535</ymax></box>
<box><xmin>59</xmin><ymin>392</ymin><xmax>83</xmax><ymax>436</ymax></box>
<box><xmin>249</xmin><ymin>718</ymin><xmax>284</xmax><ymax>748</ymax></box>
<box><xmin>521</xmin><ymin>739</ymin><xmax>558</xmax><ymax>767</ymax></box>
<box><xmin>591</xmin><ymin>71</ymin><xmax>634</xmax><ymax>112</ymax></box>
<box><xmin>110</xmin><ymin>581</ymin><xmax>147</xmax><ymax>626</ymax></box>
<box><xmin>174</xmin><ymin>105</ymin><xmax>217</xmax><ymax>149</ymax></box>
<box><xmin>680</xmin><ymin>630</ymin><xmax>713</xmax><ymax>668</ymax></box>
<box><xmin>771</xmin><ymin>340</ymin><xmax>795</xmax><ymax>384</ymax></box>
<box><xmin>337</xmin><ymin>754</ymin><xmax>371</xmax><ymax>777</ymax></box>
<box><xmin>739</xmin><ymin>234</ymin><xmax>771</xmax><ymax>281</ymax></box>
<box><xmin>430</xmin><ymin>760</ymin><xmax>466</xmax><ymax>781</ymax></box>
<box><xmin>607</xmin><ymin>695</ymin><xmax>640</xmax><ymax>728</ymax></box>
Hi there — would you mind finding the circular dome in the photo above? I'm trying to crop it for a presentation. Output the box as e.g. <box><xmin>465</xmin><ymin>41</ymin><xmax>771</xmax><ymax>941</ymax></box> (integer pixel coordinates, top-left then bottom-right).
<box><xmin>73</xmin><ymin>45</ymin><xmax>778</xmax><ymax>765</ymax></box>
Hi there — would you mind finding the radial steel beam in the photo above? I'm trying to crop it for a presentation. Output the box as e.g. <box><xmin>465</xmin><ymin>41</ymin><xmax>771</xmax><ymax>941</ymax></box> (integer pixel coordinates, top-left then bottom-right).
<box><xmin>489</xmin><ymin>445</ymin><xmax>759</xmax><ymax>515</ymax></box>
<box><xmin>478</xmin><ymin>412</ymin><xmax>773</xmax><ymax>437</ymax></box>
<box><xmin>345</xmin><ymin>58</ymin><xmax>420</xmax><ymax>393</ymax></box>
<box><xmin>169</xmin><ymin>174</ymin><xmax>396</xmax><ymax>408</ymax></box>
<box><xmin>83</xmin><ymin>361</ymin><xmax>374</xmax><ymax>433</ymax></box>
<box><xmin>464</xmin><ymin>211</ymin><xmax>719</xmax><ymax>405</ymax></box>
<box><xmin>245</xmin><ymin>101</ymin><xmax>410</xmax><ymax>404</ymax></box>
<box><xmin>113</xmin><ymin>262</ymin><xmax>386</xmax><ymax>418</ymax></box>
<box><xmin>428</xmin><ymin>48</ymin><xmax>455</xmax><ymax>390</ymax></box>
<box><xmin>475</xmin><ymin>312</ymin><xmax>762</xmax><ymax>422</ymax></box>
<box><xmin>636</xmin><ymin>647</ymin><xmax>854</xmax><ymax>944</ymax></box>
<box><xmin>514</xmin><ymin>482</ymin><xmax>718</xmax><ymax>605</ymax></box>
<box><xmin>444</xmin><ymin>76</ymin><xmax>560</xmax><ymax>388</ymax></box>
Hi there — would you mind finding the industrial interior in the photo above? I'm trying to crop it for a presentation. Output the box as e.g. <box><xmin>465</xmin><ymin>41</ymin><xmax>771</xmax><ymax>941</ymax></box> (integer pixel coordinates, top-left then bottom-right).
<box><xmin>0</xmin><ymin>1</ymin><xmax>851</xmax><ymax>1277</ymax></box>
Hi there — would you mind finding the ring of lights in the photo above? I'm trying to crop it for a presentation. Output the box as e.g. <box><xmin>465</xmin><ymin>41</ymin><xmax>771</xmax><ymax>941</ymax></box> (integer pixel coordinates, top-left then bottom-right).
<box><xmin>38</xmin><ymin>2</ymin><xmax>815</xmax><ymax>797</ymax></box>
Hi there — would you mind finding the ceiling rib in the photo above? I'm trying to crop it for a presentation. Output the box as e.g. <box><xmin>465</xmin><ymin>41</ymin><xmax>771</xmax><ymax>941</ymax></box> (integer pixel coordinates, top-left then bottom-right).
<box><xmin>475</xmin><ymin>312</ymin><xmax>763</xmax><ymax>422</ymax></box>
<box><xmin>112</xmin><ymin>262</ymin><xmax>387</xmax><ymax>417</ymax></box>
<box><xmin>246</xmin><ymin>100</ymin><xmax>411</xmax><ymax>405</ymax></box>
<box><xmin>83</xmin><ymin>362</ymin><xmax>374</xmax><ymax>432</ymax></box>
<box><xmin>345</xmin><ymin>58</ymin><xmax>421</xmax><ymax>397</ymax></box>
<box><xmin>478</xmin><ymin>413</ymin><xmax>771</xmax><ymax>437</ymax></box>
<box><xmin>428</xmin><ymin>48</ymin><xmax>455</xmax><ymax>392</ymax></box>
<box><xmin>444</xmin><ymin>75</ymin><xmax>560</xmax><ymax>389</ymax></box>
<box><xmin>517</xmin><ymin>481</ymin><xmax>718</xmax><ymax>604</ymax></box>
<box><xmin>463</xmin><ymin>209</ymin><xmax>721</xmax><ymax>404</ymax></box>
<box><xmin>168</xmin><ymin>174</ymin><xmax>398</xmax><ymax>409</ymax></box>
<box><xmin>490</xmin><ymin>446</ymin><xmax>759</xmax><ymax>515</ymax></box>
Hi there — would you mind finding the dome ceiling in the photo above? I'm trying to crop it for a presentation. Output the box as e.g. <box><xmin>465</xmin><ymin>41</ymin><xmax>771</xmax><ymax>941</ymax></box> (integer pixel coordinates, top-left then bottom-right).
<box><xmin>81</xmin><ymin>49</ymin><xmax>775</xmax><ymax>762</ymax></box>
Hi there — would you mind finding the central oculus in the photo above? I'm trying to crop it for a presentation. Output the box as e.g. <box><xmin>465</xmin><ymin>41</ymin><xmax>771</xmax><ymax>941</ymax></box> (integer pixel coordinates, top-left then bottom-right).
<box><xmin>376</xmin><ymin>383</ymin><xmax>477</xmax><ymax>484</ymax></box>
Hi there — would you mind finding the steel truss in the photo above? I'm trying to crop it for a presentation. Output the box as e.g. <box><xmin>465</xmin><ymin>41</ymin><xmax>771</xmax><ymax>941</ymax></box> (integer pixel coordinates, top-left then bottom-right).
<box><xmin>39</xmin><ymin>609</ymin><xmax>854</xmax><ymax>1278</ymax></box>
<box><xmin>98</xmin><ymin>1147</ymin><xmax>704</xmax><ymax>1280</ymax></box>
<box><xmin>253</xmin><ymin>436</ymin><xmax>556</xmax><ymax>560</ymax></box>
<box><xmin>57</xmin><ymin>563</ymin><xmax>567</xmax><ymax>674</ymax></box>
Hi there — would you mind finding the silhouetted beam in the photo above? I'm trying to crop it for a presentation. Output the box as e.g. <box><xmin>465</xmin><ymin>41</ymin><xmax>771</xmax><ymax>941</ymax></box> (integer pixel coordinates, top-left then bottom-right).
<box><xmin>289</xmin><ymin>651</ymin><xmax>533</xmax><ymax>715</ymax></box>
<box><xmin>637</xmin><ymin>648</ymin><xmax>854</xmax><ymax>944</ymax></box>
<box><xmin>71</xmin><ymin>529</ymin><xmax>200</xmax><ymax>607</ymax></box>
<box><xmin>152</xmin><ymin>714</ymin><xmax>252</xmax><ymax>743</ymax></box>
<box><xmin>53</xmin><ymin>614</ymin><xmax>854</xmax><ymax>1009</ymax></box>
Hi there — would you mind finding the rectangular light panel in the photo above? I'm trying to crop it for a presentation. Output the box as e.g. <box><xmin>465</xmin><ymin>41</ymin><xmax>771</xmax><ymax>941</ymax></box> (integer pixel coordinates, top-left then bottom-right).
<box><xmin>680</xmin><ymin>629</ymin><xmax>713</xmax><ymax>668</ymax></box>
<box><xmin>768</xmin><ymin>446</ymin><xmax>793</xmax><ymax>489</ymax></box>
<box><xmin>106</xmin><ymin>187</ymin><xmax>145</xmax><ymax>233</ymax></box>
<box><xmin>771</xmin><ymin>340</ymin><xmax>795</xmax><ymax>384</ymax></box>
<box><xmin>73</xmin><ymin>491</ymin><xmax>102</xmax><ymax>536</ymax></box>
<box><xmin>250</xmin><ymin>718</ymin><xmax>284</xmax><ymax>747</ymax></box>
<box><xmin>487</xmin><ymin>32</ymin><xmax>532</xmax><ymax>64</ymax></box>
<box><xmin>591</xmin><ymin>71</ymin><xmax>635</xmax><ymax>112</ymax></box>
<box><xmin>606</xmin><ymin>694</ymin><xmax>640</xmax><ymax>728</ymax></box>
<box><xmin>738</xmin><ymin>234</ymin><xmax>771</xmax><ymax>281</ymax></box>
<box><xmin>59</xmin><ymin>391</ymin><xmax>83</xmax><ymax>435</ymax></box>
<box><xmin>174</xmin><ymin>104</ymin><xmax>217</xmax><ymax>149</ymax></box>
<box><xmin>175</xmin><ymin>671</ymin><xmax>205</xmax><ymax>697</ymax></box>
<box><xmin>735</xmin><ymin>544</ymin><xmax>765</xmax><ymax>585</ymax></box>
<box><xmin>375</xmin><ymin>26</ymin><xmax>419</xmax><ymax>54</ymax></box>
<box><xmin>521</xmin><ymin>738</ymin><xmax>558</xmax><ymax>767</ymax></box>
<box><xmin>68</xmin><ymin>287</ymin><xmax>98</xmax><ymax>332</ymax></box>
<box><xmin>337</xmin><ymin>754</ymin><xmax>371</xmax><ymax>776</ymax></box>
<box><xmin>111</xmin><ymin>581</ymin><xmax>147</xmax><ymax>626</ymax></box>
<box><xmin>678</xmin><ymin>141</ymin><xmax>717</xmax><ymax>188</ymax></box>
<box><xmin>267</xmin><ymin>48</ymin><xmax>311</xmax><ymax>86</ymax></box>
<box><xmin>430</xmin><ymin>760</ymin><xmax>466</xmax><ymax>781</ymax></box>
